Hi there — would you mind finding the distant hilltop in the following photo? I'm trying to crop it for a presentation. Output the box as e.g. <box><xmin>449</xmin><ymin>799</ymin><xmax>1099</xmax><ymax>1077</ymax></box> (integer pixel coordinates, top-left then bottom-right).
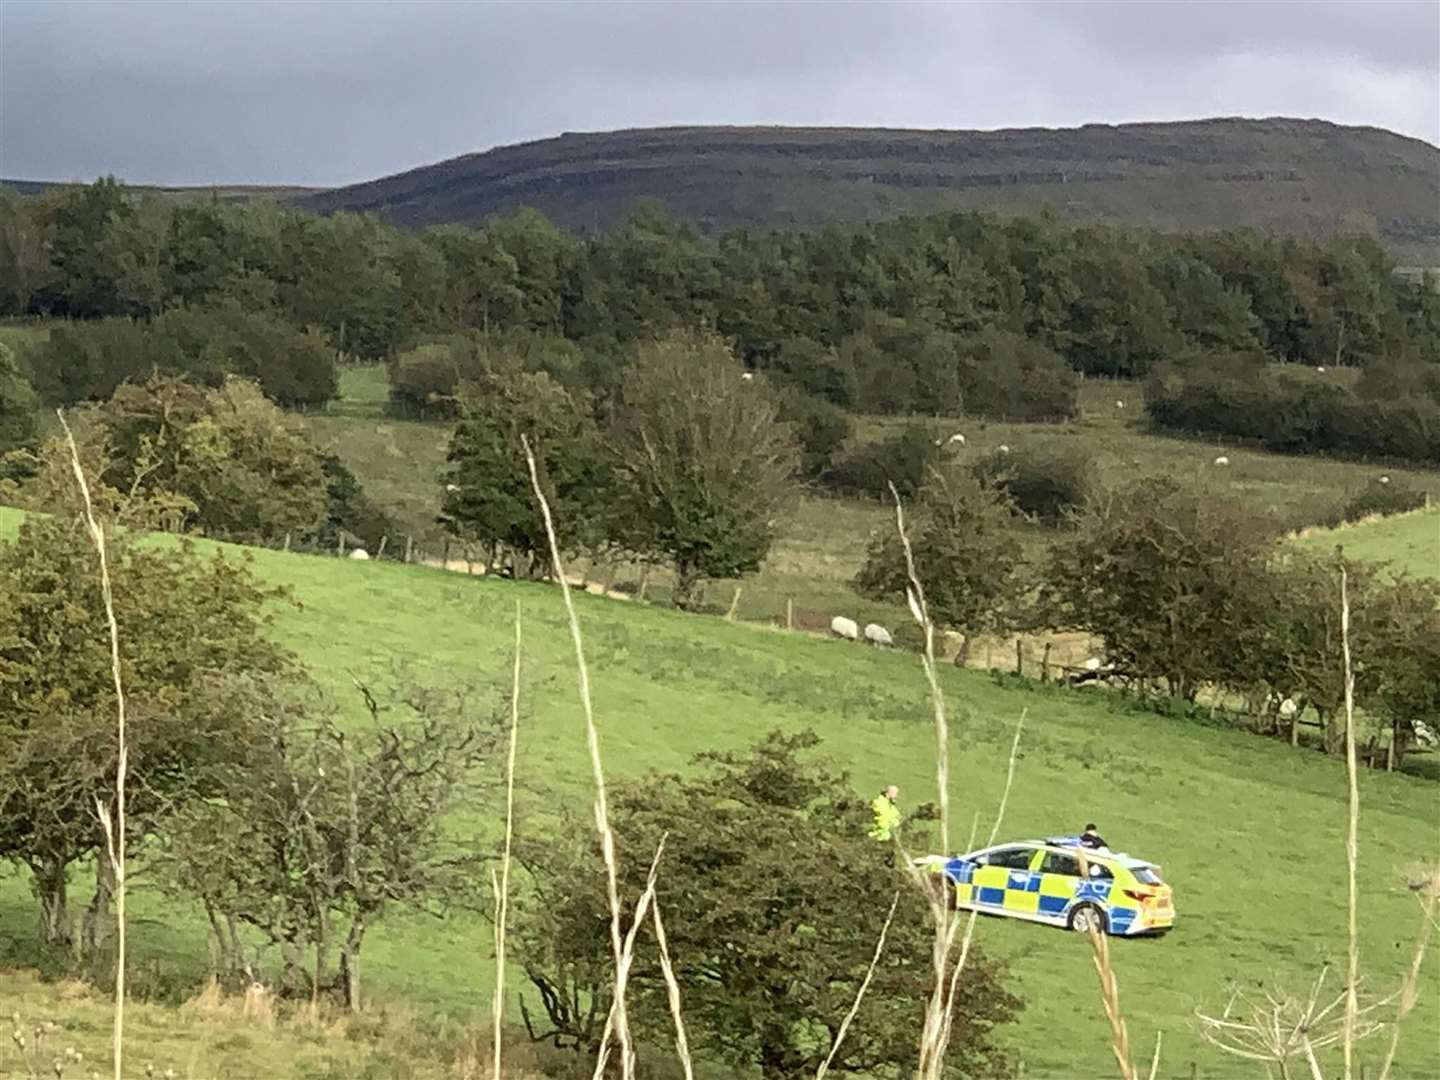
<box><xmin>296</xmin><ymin>118</ymin><xmax>1440</xmax><ymax>263</ymax></box>
<box><xmin>7</xmin><ymin>118</ymin><xmax>1437</xmax><ymax>262</ymax></box>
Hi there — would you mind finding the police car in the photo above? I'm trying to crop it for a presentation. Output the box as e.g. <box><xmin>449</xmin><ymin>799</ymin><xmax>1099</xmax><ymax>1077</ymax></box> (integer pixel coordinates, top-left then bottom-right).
<box><xmin>917</xmin><ymin>837</ymin><xmax>1174</xmax><ymax>936</ymax></box>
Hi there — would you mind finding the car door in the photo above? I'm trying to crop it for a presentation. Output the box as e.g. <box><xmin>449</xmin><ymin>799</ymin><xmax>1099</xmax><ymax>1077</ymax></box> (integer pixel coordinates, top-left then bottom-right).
<box><xmin>1035</xmin><ymin>848</ymin><xmax>1084</xmax><ymax>923</ymax></box>
<box><xmin>970</xmin><ymin>846</ymin><xmax>1038</xmax><ymax>911</ymax></box>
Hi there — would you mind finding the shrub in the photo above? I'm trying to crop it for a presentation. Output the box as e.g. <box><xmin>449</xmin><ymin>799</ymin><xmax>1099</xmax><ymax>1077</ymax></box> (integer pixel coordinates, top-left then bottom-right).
<box><xmin>776</xmin><ymin>387</ymin><xmax>852</xmax><ymax>479</ymax></box>
<box><xmin>823</xmin><ymin>423</ymin><xmax>938</xmax><ymax>499</ymax></box>
<box><xmin>955</xmin><ymin>328</ymin><xmax>1079</xmax><ymax>421</ymax></box>
<box><xmin>28</xmin><ymin>306</ymin><xmax>338</xmax><ymax>408</ymax></box>
<box><xmin>0</xmin><ymin>342</ymin><xmax>37</xmax><ymax>454</ymax></box>
<box><xmin>388</xmin><ymin>342</ymin><xmax>461</xmax><ymax>419</ymax></box>
<box><xmin>1333</xmin><ymin>478</ymin><xmax>1428</xmax><ymax>525</ymax></box>
<box><xmin>972</xmin><ymin>444</ymin><xmax>1094</xmax><ymax>524</ymax></box>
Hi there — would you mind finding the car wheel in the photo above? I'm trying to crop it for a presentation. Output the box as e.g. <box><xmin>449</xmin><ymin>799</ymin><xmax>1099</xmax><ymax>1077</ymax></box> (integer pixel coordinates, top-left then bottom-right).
<box><xmin>1068</xmin><ymin>903</ymin><xmax>1108</xmax><ymax>935</ymax></box>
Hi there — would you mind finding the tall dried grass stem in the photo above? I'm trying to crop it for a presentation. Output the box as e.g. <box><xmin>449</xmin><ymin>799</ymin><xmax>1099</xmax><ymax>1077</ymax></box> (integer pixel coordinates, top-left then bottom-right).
<box><xmin>591</xmin><ymin>838</ymin><xmax>667</xmax><ymax>1080</ymax></box>
<box><xmin>491</xmin><ymin>601</ymin><xmax>522</xmax><ymax>1080</ymax></box>
<box><xmin>58</xmin><ymin>410</ymin><xmax>127</xmax><ymax>1080</ymax></box>
<box><xmin>1340</xmin><ymin>567</ymin><xmax>1359</xmax><ymax>1080</ymax></box>
<box><xmin>522</xmin><ymin>435</ymin><xmax>635</xmax><ymax>1078</ymax></box>
<box><xmin>1377</xmin><ymin>869</ymin><xmax>1438</xmax><ymax>1080</ymax></box>
<box><xmin>651</xmin><ymin>898</ymin><xmax>695</xmax><ymax>1080</ymax></box>
<box><xmin>1087</xmin><ymin>925</ymin><xmax>1136</xmax><ymax>1080</ymax></box>
<box><xmin>816</xmin><ymin>891</ymin><xmax>900</xmax><ymax>1080</ymax></box>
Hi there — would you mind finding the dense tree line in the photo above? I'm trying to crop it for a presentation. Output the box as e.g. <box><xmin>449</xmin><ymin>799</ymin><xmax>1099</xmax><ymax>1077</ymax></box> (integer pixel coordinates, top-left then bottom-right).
<box><xmin>1146</xmin><ymin>352</ymin><xmax>1440</xmax><ymax>463</ymax></box>
<box><xmin>4</xmin><ymin>181</ymin><xmax>1437</xmax><ymax>441</ymax></box>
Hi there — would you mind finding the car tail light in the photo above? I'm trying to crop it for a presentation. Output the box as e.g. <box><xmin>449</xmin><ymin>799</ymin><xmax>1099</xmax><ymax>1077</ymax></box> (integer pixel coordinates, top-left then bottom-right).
<box><xmin>1124</xmin><ymin>889</ymin><xmax>1155</xmax><ymax>904</ymax></box>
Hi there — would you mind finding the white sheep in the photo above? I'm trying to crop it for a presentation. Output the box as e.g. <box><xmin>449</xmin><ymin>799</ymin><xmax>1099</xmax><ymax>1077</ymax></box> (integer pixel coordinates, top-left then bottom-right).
<box><xmin>1316</xmin><ymin>366</ymin><xmax>1326</xmax><ymax>373</ymax></box>
<box><xmin>445</xmin><ymin>483</ymin><xmax>460</xmax><ymax>493</ymax></box>
<box><xmin>1278</xmin><ymin>697</ymin><xmax>1299</xmax><ymax>720</ymax></box>
<box><xmin>1084</xmin><ymin>657</ymin><xmax>1103</xmax><ymax>672</ymax></box>
<box><xmin>1379</xmin><ymin>476</ymin><xmax>1391</xmax><ymax>485</ymax></box>
<box><xmin>348</xmin><ymin>548</ymin><xmax>371</xmax><ymax>561</ymax></box>
<box><xmin>998</xmin><ymin>444</ymin><xmax>1010</xmax><ymax>454</ymax></box>
<box><xmin>947</xmin><ymin>432</ymin><xmax>966</xmax><ymax>447</ymax></box>
<box><xmin>1116</xmin><ymin>400</ymin><xmax>1125</xmax><ymax>409</ymax></box>
<box><xmin>830</xmin><ymin>616</ymin><xmax>860</xmax><ymax>641</ymax></box>
<box><xmin>741</xmin><ymin>372</ymin><xmax>755</xmax><ymax>382</ymax></box>
<box><xmin>863</xmin><ymin>623</ymin><xmax>894</xmax><ymax>647</ymax></box>
<box><xmin>1213</xmin><ymin>455</ymin><xmax>1230</xmax><ymax>466</ymax></box>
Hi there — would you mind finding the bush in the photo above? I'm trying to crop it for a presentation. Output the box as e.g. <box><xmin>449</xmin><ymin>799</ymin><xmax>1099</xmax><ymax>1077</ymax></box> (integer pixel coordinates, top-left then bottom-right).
<box><xmin>1333</xmin><ymin>478</ymin><xmax>1428</xmax><ymax>525</ymax></box>
<box><xmin>0</xmin><ymin>342</ymin><xmax>37</xmax><ymax>454</ymax></box>
<box><xmin>388</xmin><ymin>341</ymin><xmax>461</xmax><ymax>419</ymax></box>
<box><xmin>1145</xmin><ymin>352</ymin><xmax>1440</xmax><ymax>464</ymax></box>
<box><xmin>823</xmin><ymin>423</ymin><xmax>938</xmax><ymax>499</ymax></box>
<box><xmin>955</xmin><ymin>329</ymin><xmax>1079</xmax><ymax>421</ymax></box>
<box><xmin>29</xmin><ymin>306</ymin><xmax>338</xmax><ymax>408</ymax></box>
<box><xmin>972</xmin><ymin>443</ymin><xmax>1094</xmax><ymax>524</ymax></box>
<box><xmin>776</xmin><ymin>388</ymin><xmax>852</xmax><ymax>479</ymax></box>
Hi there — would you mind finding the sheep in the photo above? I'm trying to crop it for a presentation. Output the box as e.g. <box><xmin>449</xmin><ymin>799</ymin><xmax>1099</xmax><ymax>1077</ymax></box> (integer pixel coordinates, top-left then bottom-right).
<box><xmin>1316</xmin><ymin>366</ymin><xmax>1326</xmax><ymax>373</ymax></box>
<box><xmin>830</xmin><ymin>616</ymin><xmax>860</xmax><ymax>641</ymax></box>
<box><xmin>1213</xmin><ymin>455</ymin><xmax>1230</xmax><ymax>466</ymax></box>
<box><xmin>348</xmin><ymin>548</ymin><xmax>371</xmax><ymax>561</ymax></box>
<box><xmin>1116</xmin><ymin>400</ymin><xmax>1125</xmax><ymax>409</ymax></box>
<box><xmin>741</xmin><ymin>372</ymin><xmax>755</xmax><ymax>382</ymax></box>
<box><xmin>998</xmin><ymin>444</ymin><xmax>1010</xmax><ymax>454</ymax></box>
<box><xmin>1379</xmin><ymin>475</ymin><xmax>1391</xmax><ymax>485</ymax></box>
<box><xmin>1278</xmin><ymin>697</ymin><xmax>1299</xmax><ymax>720</ymax></box>
<box><xmin>947</xmin><ymin>432</ymin><xmax>966</xmax><ymax>447</ymax></box>
<box><xmin>445</xmin><ymin>483</ymin><xmax>461</xmax><ymax>493</ymax></box>
<box><xmin>1084</xmin><ymin>657</ymin><xmax>1103</xmax><ymax>672</ymax></box>
<box><xmin>863</xmin><ymin>623</ymin><xmax>894</xmax><ymax>646</ymax></box>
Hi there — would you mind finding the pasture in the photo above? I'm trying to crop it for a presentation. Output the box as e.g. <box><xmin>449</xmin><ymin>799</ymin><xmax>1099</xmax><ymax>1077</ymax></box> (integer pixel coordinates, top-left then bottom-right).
<box><xmin>1</xmin><ymin>508</ymin><xmax>1435</xmax><ymax>1078</ymax></box>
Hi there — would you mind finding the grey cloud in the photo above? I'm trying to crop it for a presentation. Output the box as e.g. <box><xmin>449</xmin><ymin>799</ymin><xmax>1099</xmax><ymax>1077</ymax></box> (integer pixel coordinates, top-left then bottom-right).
<box><xmin>1</xmin><ymin>0</ymin><xmax>1434</xmax><ymax>187</ymax></box>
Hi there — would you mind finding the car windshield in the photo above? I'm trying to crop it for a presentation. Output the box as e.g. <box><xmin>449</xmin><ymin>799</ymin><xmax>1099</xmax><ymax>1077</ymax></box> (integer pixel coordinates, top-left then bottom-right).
<box><xmin>1132</xmin><ymin>866</ymin><xmax>1163</xmax><ymax>885</ymax></box>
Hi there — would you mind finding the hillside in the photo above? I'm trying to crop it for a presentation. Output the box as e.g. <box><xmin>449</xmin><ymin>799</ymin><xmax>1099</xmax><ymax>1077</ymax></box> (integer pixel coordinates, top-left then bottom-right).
<box><xmin>0</xmin><ymin>178</ymin><xmax>324</xmax><ymax>203</ymax></box>
<box><xmin>0</xmin><ymin>507</ymin><xmax>1435</xmax><ymax>1078</ymax></box>
<box><xmin>298</xmin><ymin>118</ymin><xmax>1440</xmax><ymax>261</ymax></box>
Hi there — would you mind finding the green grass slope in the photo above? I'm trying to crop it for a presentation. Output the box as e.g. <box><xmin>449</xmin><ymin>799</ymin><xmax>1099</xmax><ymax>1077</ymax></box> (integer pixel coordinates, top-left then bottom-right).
<box><xmin>0</xmin><ymin>508</ymin><xmax>1434</xmax><ymax>1078</ymax></box>
<box><xmin>298</xmin><ymin>118</ymin><xmax>1440</xmax><ymax>262</ymax></box>
<box><xmin>1297</xmin><ymin>507</ymin><xmax>1440</xmax><ymax>579</ymax></box>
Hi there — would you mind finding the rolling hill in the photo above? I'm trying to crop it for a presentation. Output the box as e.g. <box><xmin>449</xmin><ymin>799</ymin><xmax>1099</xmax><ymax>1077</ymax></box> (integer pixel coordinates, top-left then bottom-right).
<box><xmin>0</xmin><ymin>504</ymin><xmax>1435</xmax><ymax>1078</ymax></box>
<box><xmin>299</xmin><ymin>118</ymin><xmax>1440</xmax><ymax>261</ymax></box>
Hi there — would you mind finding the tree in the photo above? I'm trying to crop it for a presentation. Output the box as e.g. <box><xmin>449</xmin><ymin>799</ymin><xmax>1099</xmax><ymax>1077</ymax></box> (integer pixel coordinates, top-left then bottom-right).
<box><xmin>855</xmin><ymin>468</ymin><xmax>1026</xmax><ymax>662</ymax></box>
<box><xmin>96</xmin><ymin>376</ymin><xmax>330</xmax><ymax>543</ymax></box>
<box><xmin>611</xmin><ymin>331</ymin><xmax>799</xmax><ymax>609</ymax></box>
<box><xmin>514</xmin><ymin>731</ymin><xmax>1021</xmax><ymax>1078</ymax></box>
<box><xmin>163</xmin><ymin>679</ymin><xmax>498</xmax><ymax>1007</ymax></box>
<box><xmin>440</xmin><ymin>364</ymin><xmax>611</xmax><ymax>576</ymax></box>
<box><xmin>1044</xmin><ymin>475</ymin><xmax>1276</xmax><ymax>701</ymax></box>
<box><xmin>0</xmin><ymin>193</ymin><xmax>54</xmax><ymax>315</ymax></box>
<box><xmin>0</xmin><ymin>516</ymin><xmax>292</xmax><ymax>950</ymax></box>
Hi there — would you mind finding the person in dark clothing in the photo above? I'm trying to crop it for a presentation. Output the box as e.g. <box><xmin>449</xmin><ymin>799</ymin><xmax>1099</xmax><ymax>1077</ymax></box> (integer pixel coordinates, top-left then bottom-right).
<box><xmin>1079</xmin><ymin>823</ymin><xmax>1108</xmax><ymax>849</ymax></box>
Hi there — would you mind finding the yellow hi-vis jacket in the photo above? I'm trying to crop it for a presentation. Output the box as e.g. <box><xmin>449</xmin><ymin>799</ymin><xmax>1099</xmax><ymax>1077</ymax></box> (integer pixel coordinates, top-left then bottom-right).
<box><xmin>868</xmin><ymin>793</ymin><xmax>901</xmax><ymax>842</ymax></box>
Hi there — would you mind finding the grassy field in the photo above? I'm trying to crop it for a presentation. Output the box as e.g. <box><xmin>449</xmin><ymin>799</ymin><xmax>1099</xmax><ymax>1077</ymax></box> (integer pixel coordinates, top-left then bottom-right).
<box><xmin>0</xmin><ymin>507</ymin><xmax>1435</xmax><ymax>1079</ymax></box>
<box><xmin>1298</xmin><ymin>507</ymin><xmax>1440</xmax><ymax>579</ymax></box>
<box><xmin>302</xmin><ymin>366</ymin><xmax>1440</xmax><ymax>636</ymax></box>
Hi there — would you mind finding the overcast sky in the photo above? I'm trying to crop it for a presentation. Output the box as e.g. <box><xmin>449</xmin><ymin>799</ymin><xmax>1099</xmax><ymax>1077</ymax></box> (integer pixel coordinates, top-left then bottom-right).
<box><xmin>2</xmin><ymin>0</ymin><xmax>1436</xmax><ymax>187</ymax></box>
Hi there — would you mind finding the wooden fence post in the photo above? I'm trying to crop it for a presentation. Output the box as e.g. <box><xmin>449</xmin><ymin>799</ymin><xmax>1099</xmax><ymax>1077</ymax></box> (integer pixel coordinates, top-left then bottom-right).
<box><xmin>283</xmin><ymin>532</ymin><xmax>291</xmax><ymax>552</ymax></box>
<box><xmin>1041</xmin><ymin>642</ymin><xmax>1052</xmax><ymax>683</ymax></box>
<box><xmin>786</xmin><ymin>597</ymin><xmax>793</xmax><ymax>631</ymax></box>
<box><xmin>404</xmin><ymin>535</ymin><xmax>413</xmax><ymax>564</ymax></box>
<box><xmin>637</xmin><ymin>565</ymin><xmax>650</xmax><ymax>603</ymax></box>
<box><xmin>1015</xmin><ymin>638</ymin><xmax>1024</xmax><ymax>677</ymax></box>
<box><xmin>336</xmin><ymin>532</ymin><xmax>344</xmax><ymax>557</ymax></box>
<box><xmin>376</xmin><ymin>536</ymin><xmax>388</xmax><ymax>560</ymax></box>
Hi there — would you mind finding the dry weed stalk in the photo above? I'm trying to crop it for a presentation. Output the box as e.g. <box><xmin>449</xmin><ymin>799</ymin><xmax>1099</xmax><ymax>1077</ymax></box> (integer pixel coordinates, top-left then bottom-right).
<box><xmin>650</xmin><ymin>898</ymin><xmax>695</xmax><ymax>1080</ymax></box>
<box><xmin>1339</xmin><ymin>567</ymin><xmax>1360</xmax><ymax>1080</ymax></box>
<box><xmin>1377</xmin><ymin>864</ymin><xmax>1439</xmax><ymax>1080</ymax></box>
<box><xmin>592</xmin><ymin>838</ymin><xmax>667</xmax><ymax>1080</ymax></box>
<box><xmin>523</xmin><ymin>435</ymin><xmax>660</xmax><ymax>1080</ymax></box>
<box><xmin>1087</xmin><ymin>925</ymin><xmax>1135</xmax><ymax>1080</ymax></box>
<box><xmin>58</xmin><ymin>411</ymin><xmax>127</xmax><ymax>1080</ymax></box>
<box><xmin>491</xmin><ymin>601</ymin><xmax>523</xmax><ymax>1080</ymax></box>
<box><xmin>816</xmin><ymin>891</ymin><xmax>901</xmax><ymax>1080</ymax></box>
<box><xmin>1195</xmin><ymin>967</ymin><xmax>1392</xmax><ymax>1078</ymax></box>
<box><xmin>886</xmin><ymin>483</ymin><xmax>1029</xmax><ymax>1079</ymax></box>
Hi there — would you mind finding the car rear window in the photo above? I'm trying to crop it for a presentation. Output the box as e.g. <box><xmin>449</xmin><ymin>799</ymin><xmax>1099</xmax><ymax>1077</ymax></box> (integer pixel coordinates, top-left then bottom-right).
<box><xmin>1132</xmin><ymin>866</ymin><xmax>1163</xmax><ymax>885</ymax></box>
